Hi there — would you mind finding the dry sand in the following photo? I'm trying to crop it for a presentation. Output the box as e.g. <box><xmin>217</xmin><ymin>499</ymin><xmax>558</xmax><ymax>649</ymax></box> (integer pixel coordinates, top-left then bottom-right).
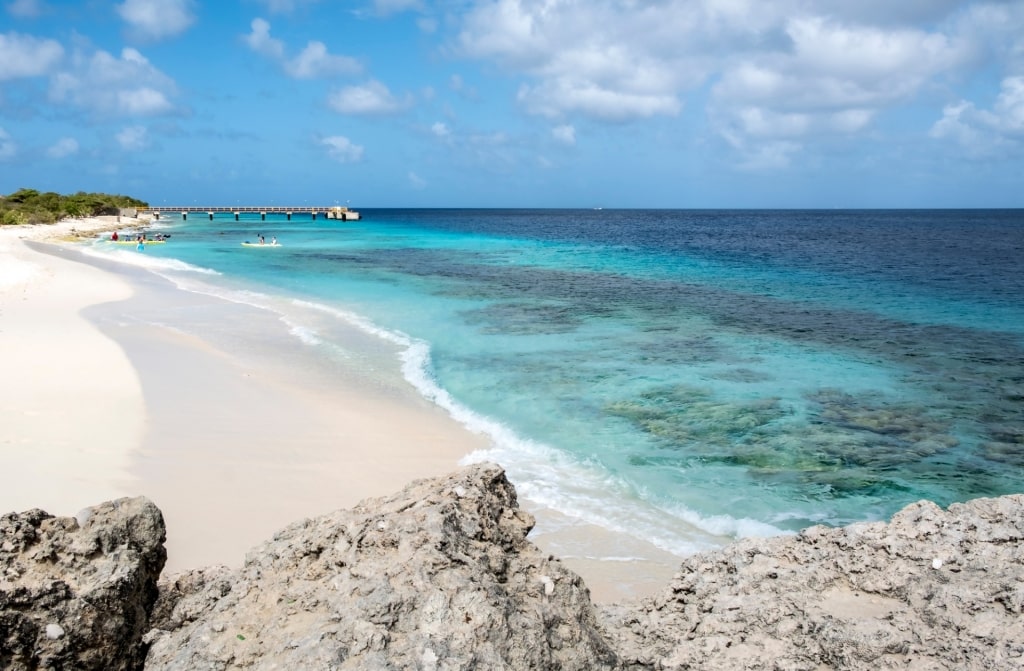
<box><xmin>0</xmin><ymin>217</ymin><xmax>677</xmax><ymax>602</ymax></box>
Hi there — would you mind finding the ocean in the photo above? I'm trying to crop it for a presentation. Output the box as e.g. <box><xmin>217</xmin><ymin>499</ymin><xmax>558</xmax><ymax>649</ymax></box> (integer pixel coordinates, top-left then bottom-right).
<box><xmin>84</xmin><ymin>209</ymin><xmax>1024</xmax><ymax>558</ymax></box>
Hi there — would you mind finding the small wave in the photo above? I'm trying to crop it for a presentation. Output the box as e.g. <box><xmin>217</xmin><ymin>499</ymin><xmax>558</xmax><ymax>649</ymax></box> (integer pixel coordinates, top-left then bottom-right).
<box><xmin>283</xmin><ymin>319</ymin><xmax>323</xmax><ymax>346</ymax></box>
<box><xmin>81</xmin><ymin>245</ymin><xmax>221</xmax><ymax>275</ymax></box>
<box><xmin>288</xmin><ymin>299</ymin><xmax>785</xmax><ymax>559</ymax></box>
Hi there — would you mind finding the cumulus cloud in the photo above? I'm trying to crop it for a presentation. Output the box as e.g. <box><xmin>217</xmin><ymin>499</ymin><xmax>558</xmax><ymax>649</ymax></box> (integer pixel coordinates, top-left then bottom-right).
<box><xmin>244</xmin><ymin>18</ymin><xmax>360</xmax><ymax>79</ymax></box>
<box><xmin>328</xmin><ymin>80</ymin><xmax>408</xmax><ymax>115</ymax></box>
<box><xmin>431</xmin><ymin>121</ymin><xmax>450</xmax><ymax>138</ymax></box>
<box><xmin>116</xmin><ymin>125</ymin><xmax>149</xmax><ymax>150</ymax></box>
<box><xmin>518</xmin><ymin>79</ymin><xmax>680</xmax><ymax>122</ymax></box>
<box><xmin>453</xmin><ymin>0</ymin><xmax>1010</xmax><ymax>166</ymax></box>
<box><xmin>0</xmin><ymin>31</ymin><xmax>63</xmax><ymax>80</ymax></box>
<box><xmin>0</xmin><ymin>127</ymin><xmax>16</xmax><ymax>160</ymax></box>
<box><xmin>551</xmin><ymin>124</ymin><xmax>575</xmax><ymax>145</ymax></box>
<box><xmin>321</xmin><ymin>135</ymin><xmax>364</xmax><ymax>162</ymax></box>
<box><xmin>48</xmin><ymin>47</ymin><xmax>177</xmax><ymax>117</ymax></box>
<box><xmin>457</xmin><ymin>0</ymin><xmax>695</xmax><ymax>122</ymax></box>
<box><xmin>244</xmin><ymin>18</ymin><xmax>284</xmax><ymax>59</ymax></box>
<box><xmin>930</xmin><ymin>76</ymin><xmax>1024</xmax><ymax>157</ymax></box>
<box><xmin>46</xmin><ymin>136</ymin><xmax>78</xmax><ymax>158</ymax></box>
<box><xmin>116</xmin><ymin>0</ymin><xmax>195</xmax><ymax>40</ymax></box>
<box><xmin>285</xmin><ymin>41</ymin><xmax>360</xmax><ymax>78</ymax></box>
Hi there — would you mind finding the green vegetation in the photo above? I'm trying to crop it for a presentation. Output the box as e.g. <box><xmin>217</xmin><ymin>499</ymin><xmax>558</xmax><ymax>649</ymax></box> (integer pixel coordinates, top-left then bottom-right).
<box><xmin>0</xmin><ymin>188</ymin><xmax>149</xmax><ymax>226</ymax></box>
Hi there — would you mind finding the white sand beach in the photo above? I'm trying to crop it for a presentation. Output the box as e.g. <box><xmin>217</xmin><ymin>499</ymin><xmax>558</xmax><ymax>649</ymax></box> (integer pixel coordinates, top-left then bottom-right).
<box><xmin>1</xmin><ymin>218</ymin><xmax>487</xmax><ymax>562</ymax></box>
<box><xmin>0</xmin><ymin>218</ymin><xmax>677</xmax><ymax>602</ymax></box>
<box><xmin>1</xmin><ymin>219</ymin><xmax>144</xmax><ymax>516</ymax></box>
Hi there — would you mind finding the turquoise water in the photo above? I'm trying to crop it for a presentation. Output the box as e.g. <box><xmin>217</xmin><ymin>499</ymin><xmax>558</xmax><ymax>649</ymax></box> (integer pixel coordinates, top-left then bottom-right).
<box><xmin>85</xmin><ymin>209</ymin><xmax>1024</xmax><ymax>555</ymax></box>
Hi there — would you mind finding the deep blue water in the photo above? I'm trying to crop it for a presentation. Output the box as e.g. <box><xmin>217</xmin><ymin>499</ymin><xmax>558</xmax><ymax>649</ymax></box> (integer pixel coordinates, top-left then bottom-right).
<box><xmin>86</xmin><ymin>209</ymin><xmax>1024</xmax><ymax>555</ymax></box>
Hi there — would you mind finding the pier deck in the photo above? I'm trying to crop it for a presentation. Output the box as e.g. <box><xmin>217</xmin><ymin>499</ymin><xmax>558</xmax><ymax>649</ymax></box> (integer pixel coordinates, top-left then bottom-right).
<box><xmin>137</xmin><ymin>206</ymin><xmax>359</xmax><ymax>221</ymax></box>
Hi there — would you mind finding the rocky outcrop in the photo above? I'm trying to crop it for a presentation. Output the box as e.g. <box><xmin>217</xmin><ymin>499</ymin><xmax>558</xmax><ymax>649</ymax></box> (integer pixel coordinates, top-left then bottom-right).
<box><xmin>601</xmin><ymin>495</ymin><xmax>1024</xmax><ymax>670</ymax></box>
<box><xmin>4</xmin><ymin>465</ymin><xmax>1024</xmax><ymax>671</ymax></box>
<box><xmin>143</xmin><ymin>464</ymin><xmax>618</xmax><ymax>670</ymax></box>
<box><xmin>0</xmin><ymin>497</ymin><xmax>166</xmax><ymax>671</ymax></box>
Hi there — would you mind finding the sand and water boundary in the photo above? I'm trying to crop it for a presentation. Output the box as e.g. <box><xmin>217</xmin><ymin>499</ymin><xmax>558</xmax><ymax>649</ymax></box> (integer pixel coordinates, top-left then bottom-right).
<box><xmin>0</xmin><ymin>218</ymin><xmax>679</xmax><ymax>602</ymax></box>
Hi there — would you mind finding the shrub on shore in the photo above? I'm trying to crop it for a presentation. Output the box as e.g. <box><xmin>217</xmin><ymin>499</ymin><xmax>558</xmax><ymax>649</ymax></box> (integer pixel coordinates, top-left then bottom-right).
<box><xmin>0</xmin><ymin>188</ymin><xmax>148</xmax><ymax>225</ymax></box>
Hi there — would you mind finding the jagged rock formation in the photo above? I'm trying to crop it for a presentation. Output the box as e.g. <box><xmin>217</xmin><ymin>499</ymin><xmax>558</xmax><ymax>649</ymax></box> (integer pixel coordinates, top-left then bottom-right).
<box><xmin>3</xmin><ymin>464</ymin><xmax>1024</xmax><ymax>670</ymax></box>
<box><xmin>601</xmin><ymin>495</ymin><xmax>1024</xmax><ymax>670</ymax></box>
<box><xmin>143</xmin><ymin>465</ymin><xmax>618</xmax><ymax>670</ymax></box>
<box><xmin>0</xmin><ymin>497</ymin><xmax>166</xmax><ymax>671</ymax></box>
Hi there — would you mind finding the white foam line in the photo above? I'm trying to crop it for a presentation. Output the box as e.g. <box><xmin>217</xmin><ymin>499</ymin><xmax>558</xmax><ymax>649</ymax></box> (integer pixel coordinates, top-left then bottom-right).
<box><xmin>291</xmin><ymin>298</ymin><xmax>787</xmax><ymax>557</ymax></box>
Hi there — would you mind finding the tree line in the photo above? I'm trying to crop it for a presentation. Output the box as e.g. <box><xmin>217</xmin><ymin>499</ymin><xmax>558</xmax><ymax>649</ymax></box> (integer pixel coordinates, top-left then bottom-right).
<box><xmin>0</xmin><ymin>188</ymin><xmax>149</xmax><ymax>225</ymax></box>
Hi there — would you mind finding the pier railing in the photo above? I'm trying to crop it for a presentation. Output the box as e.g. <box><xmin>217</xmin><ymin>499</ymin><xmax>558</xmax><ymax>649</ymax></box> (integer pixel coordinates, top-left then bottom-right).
<box><xmin>136</xmin><ymin>206</ymin><xmax>359</xmax><ymax>221</ymax></box>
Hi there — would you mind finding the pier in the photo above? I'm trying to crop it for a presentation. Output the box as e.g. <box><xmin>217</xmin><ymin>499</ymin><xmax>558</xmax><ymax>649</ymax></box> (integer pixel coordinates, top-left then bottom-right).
<box><xmin>136</xmin><ymin>205</ymin><xmax>360</xmax><ymax>221</ymax></box>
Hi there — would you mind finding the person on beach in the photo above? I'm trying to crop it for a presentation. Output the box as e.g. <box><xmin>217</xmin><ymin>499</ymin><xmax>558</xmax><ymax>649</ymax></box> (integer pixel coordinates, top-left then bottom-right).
<box><xmin>136</xmin><ymin>233</ymin><xmax>145</xmax><ymax>251</ymax></box>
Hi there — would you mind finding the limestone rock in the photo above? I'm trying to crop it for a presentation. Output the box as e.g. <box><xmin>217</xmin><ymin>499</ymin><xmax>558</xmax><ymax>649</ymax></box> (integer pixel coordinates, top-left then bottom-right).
<box><xmin>601</xmin><ymin>495</ymin><xmax>1024</xmax><ymax>670</ymax></box>
<box><xmin>0</xmin><ymin>497</ymin><xmax>166</xmax><ymax>671</ymax></box>
<box><xmin>144</xmin><ymin>464</ymin><xmax>618</xmax><ymax>670</ymax></box>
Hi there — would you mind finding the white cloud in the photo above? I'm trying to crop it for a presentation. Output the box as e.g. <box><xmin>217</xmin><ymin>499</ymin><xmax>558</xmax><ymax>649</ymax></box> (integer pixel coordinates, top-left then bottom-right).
<box><xmin>328</xmin><ymin>80</ymin><xmax>408</xmax><ymax>115</ymax></box>
<box><xmin>245</xmin><ymin>18</ymin><xmax>360</xmax><ymax>79</ymax></box>
<box><xmin>551</xmin><ymin>124</ymin><xmax>575</xmax><ymax>145</ymax></box>
<box><xmin>431</xmin><ymin>122</ymin><xmax>450</xmax><ymax>138</ymax></box>
<box><xmin>48</xmin><ymin>47</ymin><xmax>177</xmax><ymax>117</ymax></box>
<box><xmin>46</xmin><ymin>136</ymin><xmax>78</xmax><ymax>158</ymax></box>
<box><xmin>0</xmin><ymin>31</ymin><xmax>63</xmax><ymax>80</ymax></box>
<box><xmin>285</xmin><ymin>41</ymin><xmax>360</xmax><ymax>78</ymax></box>
<box><xmin>408</xmin><ymin>171</ymin><xmax>427</xmax><ymax>189</ymax></box>
<box><xmin>116</xmin><ymin>87</ymin><xmax>172</xmax><ymax>115</ymax></box>
<box><xmin>457</xmin><ymin>0</ymin><xmax>697</xmax><ymax>122</ymax></box>
<box><xmin>518</xmin><ymin>79</ymin><xmax>680</xmax><ymax>122</ymax></box>
<box><xmin>116</xmin><ymin>0</ymin><xmax>195</xmax><ymax>40</ymax></box>
<box><xmin>930</xmin><ymin>76</ymin><xmax>1024</xmax><ymax>157</ymax></box>
<box><xmin>322</xmin><ymin>135</ymin><xmax>364</xmax><ymax>162</ymax></box>
<box><xmin>117</xmin><ymin>125</ymin><xmax>149</xmax><ymax>150</ymax></box>
<box><xmin>453</xmin><ymin>0</ymin><xmax>1016</xmax><ymax>167</ymax></box>
<box><xmin>0</xmin><ymin>127</ymin><xmax>16</xmax><ymax>160</ymax></box>
<box><xmin>6</xmin><ymin>0</ymin><xmax>45</xmax><ymax>18</ymax></box>
<box><xmin>244</xmin><ymin>18</ymin><xmax>284</xmax><ymax>59</ymax></box>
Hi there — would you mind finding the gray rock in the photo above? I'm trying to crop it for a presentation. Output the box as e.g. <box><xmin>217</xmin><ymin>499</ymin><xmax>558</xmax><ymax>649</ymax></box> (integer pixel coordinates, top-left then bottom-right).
<box><xmin>6</xmin><ymin>465</ymin><xmax>1024</xmax><ymax>670</ymax></box>
<box><xmin>144</xmin><ymin>464</ymin><xmax>619</xmax><ymax>670</ymax></box>
<box><xmin>601</xmin><ymin>495</ymin><xmax>1024</xmax><ymax>670</ymax></box>
<box><xmin>0</xmin><ymin>497</ymin><xmax>166</xmax><ymax>671</ymax></box>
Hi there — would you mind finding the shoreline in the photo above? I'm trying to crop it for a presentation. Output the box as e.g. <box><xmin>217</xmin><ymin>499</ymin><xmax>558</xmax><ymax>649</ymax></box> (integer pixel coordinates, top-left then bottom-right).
<box><xmin>0</xmin><ymin>217</ymin><xmax>681</xmax><ymax>602</ymax></box>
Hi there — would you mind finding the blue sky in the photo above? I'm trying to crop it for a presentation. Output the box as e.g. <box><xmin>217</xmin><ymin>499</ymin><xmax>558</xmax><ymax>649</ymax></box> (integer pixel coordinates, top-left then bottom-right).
<box><xmin>1</xmin><ymin>0</ymin><xmax>1023</xmax><ymax>208</ymax></box>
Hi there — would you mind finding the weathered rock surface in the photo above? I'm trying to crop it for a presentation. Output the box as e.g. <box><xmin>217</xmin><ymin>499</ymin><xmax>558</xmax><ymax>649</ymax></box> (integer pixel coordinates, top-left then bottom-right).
<box><xmin>143</xmin><ymin>464</ymin><xmax>618</xmax><ymax>670</ymax></box>
<box><xmin>0</xmin><ymin>497</ymin><xmax>166</xmax><ymax>671</ymax></box>
<box><xmin>601</xmin><ymin>495</ymin><xmax>1024</xmax><ymax>670</ymax></box>
<box><xmin>5</xmin><ymin>465</ymin><xmax>1024</xmax><ymax>670</ymax></box>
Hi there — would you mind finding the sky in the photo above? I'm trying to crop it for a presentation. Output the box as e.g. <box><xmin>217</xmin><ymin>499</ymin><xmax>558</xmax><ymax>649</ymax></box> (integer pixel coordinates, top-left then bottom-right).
<box><xmin>1</xmin><ymin>0</ymin><xmax>1023</xmax><ymax>208</ymax></box>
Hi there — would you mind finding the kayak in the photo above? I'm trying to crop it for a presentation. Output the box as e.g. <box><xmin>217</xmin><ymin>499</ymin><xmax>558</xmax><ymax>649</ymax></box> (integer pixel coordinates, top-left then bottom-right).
<box><xmin>110</xmin><ymin>239</ymin><xmax>166</xmax><ymax>244</ymax></box>
<box><xmin>241</xmin><ymin>242</ymin><xmax>282</xmax><ymax>247</ymax></box>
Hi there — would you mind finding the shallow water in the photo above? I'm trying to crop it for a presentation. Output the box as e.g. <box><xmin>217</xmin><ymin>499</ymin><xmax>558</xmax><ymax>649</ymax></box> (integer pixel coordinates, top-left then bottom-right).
<box><xmin>86</xmin><ymin>209</ymin><xmax>1024</xmax><ymax>557</ymax></box>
